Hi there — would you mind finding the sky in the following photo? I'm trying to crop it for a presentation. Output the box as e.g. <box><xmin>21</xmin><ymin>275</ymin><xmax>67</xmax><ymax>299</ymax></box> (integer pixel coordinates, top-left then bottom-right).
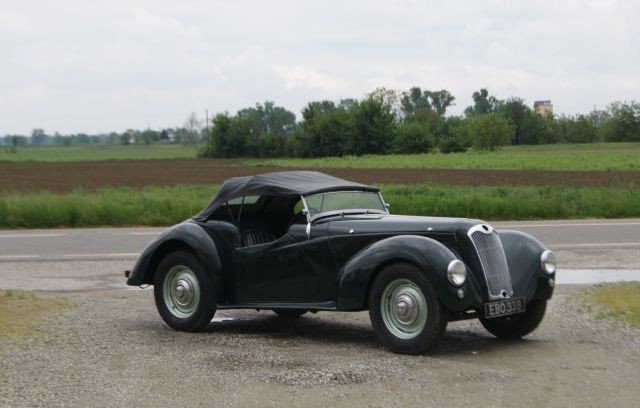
<box><xmin>1</xmin><ymin>0</ymin><xmax>639</xmax><ymax>135</ymax></box>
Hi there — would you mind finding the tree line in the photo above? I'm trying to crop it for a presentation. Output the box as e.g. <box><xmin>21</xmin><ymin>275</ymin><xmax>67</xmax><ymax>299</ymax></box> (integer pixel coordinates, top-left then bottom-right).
<box><xmin>200</xmin><ymin>87</ymin><xmax>640</xmax><ymax>158</ymax></box>
<box><xmin>1</xmin><ymin>113</ymin><xmax>205</xmax><ymax>148</ymax></box>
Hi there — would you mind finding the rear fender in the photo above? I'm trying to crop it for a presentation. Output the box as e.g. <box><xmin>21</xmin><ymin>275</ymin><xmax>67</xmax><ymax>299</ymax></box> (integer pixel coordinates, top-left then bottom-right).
<box><xmin>335</xmin><ymin>235</ymin><xmax>475</xmax><ymax>311</ymax></box>
<box><xmin>126</xmin><ymin>222</ymin><xmax>222</xmax><ymax>295</ymax></box>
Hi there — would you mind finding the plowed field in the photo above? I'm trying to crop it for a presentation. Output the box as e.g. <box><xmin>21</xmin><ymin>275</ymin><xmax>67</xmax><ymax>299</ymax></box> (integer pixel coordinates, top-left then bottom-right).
<box><xmin>1</xmin><ymin>159</ymin><xmax>638</xmax><ymax>193</ymax></box>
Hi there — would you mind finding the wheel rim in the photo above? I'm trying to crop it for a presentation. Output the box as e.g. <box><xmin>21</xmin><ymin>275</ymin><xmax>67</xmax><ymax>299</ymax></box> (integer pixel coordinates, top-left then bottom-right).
<box><xmin>163</xmin><ymin>265</ymin><xmax>201</xmax><ymax>319</ymax></box>
<box><xmin>380</xmin><ymin>278</ymin><xmax>427</xmax><ymax>339</ymax></box>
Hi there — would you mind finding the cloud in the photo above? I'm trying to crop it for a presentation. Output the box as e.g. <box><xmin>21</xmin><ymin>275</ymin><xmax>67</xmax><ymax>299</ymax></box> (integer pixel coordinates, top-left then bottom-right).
<box><xmin>0</xmin><ymin>0</ymin><xmax>638</xmax><ymax>134</ymax></box>
<box><xmin>275</xmin><ymin>66</ymin><xmax>347</xmax><ymax>93</ymax></box>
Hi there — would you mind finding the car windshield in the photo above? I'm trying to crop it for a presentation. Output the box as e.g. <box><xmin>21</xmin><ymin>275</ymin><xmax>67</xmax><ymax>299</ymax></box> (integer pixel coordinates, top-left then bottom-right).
<box><xmin>304</xmin><ymin>191</ymin><xmax>387</xmax><ymax>218</ymax></box>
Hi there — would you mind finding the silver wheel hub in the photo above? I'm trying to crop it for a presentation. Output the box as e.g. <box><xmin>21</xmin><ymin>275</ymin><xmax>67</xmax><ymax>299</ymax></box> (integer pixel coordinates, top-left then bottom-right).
<box><xmin>394</xmin><ymin>293</ymin><xmax>419</xmax><ymax>324</ymax></box>
<box><xmin>173</xmin><ymin>278</ymin><xmax>194</xmax><ymax>305</ymax></box>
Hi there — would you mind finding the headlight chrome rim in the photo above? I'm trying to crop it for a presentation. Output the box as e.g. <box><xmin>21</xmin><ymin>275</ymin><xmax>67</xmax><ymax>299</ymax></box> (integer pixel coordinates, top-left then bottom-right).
<box><xmin>447</xmin><ymin>260</ymin><xmax>467</xmax><ymax>287</ymax></box>
<box><xmin>540</xmin><ymin>250</ymin><xmax>556</xmax><ymax>275</ymax></box>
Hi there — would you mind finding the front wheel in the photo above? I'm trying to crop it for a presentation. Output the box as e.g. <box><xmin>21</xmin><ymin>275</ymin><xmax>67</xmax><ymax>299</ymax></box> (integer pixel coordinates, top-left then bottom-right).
<box><xmin>154</xmin><ymin>251</ymin><xmax>216</xmax><ymax>331</ymax></box>
<box><xmin>479</xmin><ymin>299</ymin><xmax>547</xmax><ymax>339</ymax></box>
<box><xmin>369</xmin><ymin>263</ymin><xmax>447</xmax><ymax>355</ymax></box>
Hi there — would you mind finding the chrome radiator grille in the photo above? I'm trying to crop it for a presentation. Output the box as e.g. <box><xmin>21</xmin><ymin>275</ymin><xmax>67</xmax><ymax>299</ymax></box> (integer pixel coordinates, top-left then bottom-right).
<box><xmin>468</xmin><ymin>224</ymin><xmax>513</xmax><ymax>299</ymax></box>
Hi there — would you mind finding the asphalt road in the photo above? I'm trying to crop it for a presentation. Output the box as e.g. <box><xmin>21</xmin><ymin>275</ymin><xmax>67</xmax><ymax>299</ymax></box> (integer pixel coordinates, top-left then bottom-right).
<box><xmin>0</xmin><ymin>218</ymin><xmax>639</xmax><ymax>290</ymax></box>
<box><xmin>1</xmin><ymin>218</ymin><xmax>639</xmax><ymax>260</ymax></box>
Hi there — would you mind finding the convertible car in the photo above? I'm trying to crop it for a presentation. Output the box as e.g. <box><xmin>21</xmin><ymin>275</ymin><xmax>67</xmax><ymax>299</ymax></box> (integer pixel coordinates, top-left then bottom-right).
<box><xmin>126</xmin><ymin>171</ymin><xmax>556</xmax><ymax>354</ymax></box>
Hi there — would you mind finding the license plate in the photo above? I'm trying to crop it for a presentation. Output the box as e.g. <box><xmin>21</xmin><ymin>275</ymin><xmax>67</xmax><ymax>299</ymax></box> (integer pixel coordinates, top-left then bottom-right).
<box><xmin>484</xmin><ymin>298</ymin><xmax>525</xmax><ymax>319</ymax></box>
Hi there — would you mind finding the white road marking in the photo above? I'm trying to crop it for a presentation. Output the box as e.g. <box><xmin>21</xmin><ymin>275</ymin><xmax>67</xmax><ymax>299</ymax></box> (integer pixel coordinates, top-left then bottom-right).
<box><xmin>557</xmin><ymin>269</ymin><xmax>640</xmax><ymax>284</ymax></box>
<box><xmin>499</xmin><ymin>222</ymin><xmax>640</xmax><ymax>228</ymax></box>
<box><xmin>551</xmin><ymin>242</ymin><xmax>640</xmax><ymax>248</ymax></box>
<box><xmin>64</xmin><ymin>253</ymin><xmax>139</xmax><ymax>258</ymax></box>
<box><xmin>0</xmin><ymin>233</ymin><xmax>67</xmax><ymax>238</ymax></box>
<box><xmin>0</xmin><ymin>255</ymin><xmax>39</xmax><ymax>259</ymax></box>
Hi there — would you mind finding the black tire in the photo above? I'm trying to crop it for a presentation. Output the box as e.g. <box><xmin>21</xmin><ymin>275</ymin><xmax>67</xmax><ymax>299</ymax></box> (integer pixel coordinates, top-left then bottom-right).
<box><xmin>479</xmin><ymin>299</ymin><xmax>547</xmax><ymax>339</ymax></box>
<box><xmin>272</xmin><ymin>309</ymin><xmax>307</xmax><ymax>318</ymax></box>
<box><xmin>368</xmin><ymin>263</ymin><xmax>447</xmax><ymax>355</ymax></box>
<box><xmin>154</xmin><ymin>251</ymin><xmax>216</xmax><ymax>331</ymax></box>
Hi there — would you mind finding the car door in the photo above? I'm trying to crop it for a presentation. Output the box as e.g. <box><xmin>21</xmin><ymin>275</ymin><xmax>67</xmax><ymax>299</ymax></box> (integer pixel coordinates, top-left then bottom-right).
<box><xmin>234</xmin><ymin>233</ymin><xmax>318</xmax><ymax>302</ymax></box>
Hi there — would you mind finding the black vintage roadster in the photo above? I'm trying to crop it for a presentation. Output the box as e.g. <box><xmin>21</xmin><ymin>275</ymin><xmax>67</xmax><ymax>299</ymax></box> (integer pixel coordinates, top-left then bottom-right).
<box><xmin>126</xmin><ymin>171</ymin><xmax>556</xmax><ymax>354</ymax></box>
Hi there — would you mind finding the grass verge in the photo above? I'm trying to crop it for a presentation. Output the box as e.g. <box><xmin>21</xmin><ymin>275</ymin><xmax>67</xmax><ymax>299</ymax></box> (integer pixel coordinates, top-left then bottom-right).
<box><xmin>242</xmin><ymin>142</ymin><xmax>640</xmax><ymax>172</ymax></box>
<box><xmin>578</xmin><ymin>283</ymin><xmax>640</xmax><ymax>327</ymax></box>
<box><xmin>0</xmin><ymin>290</ymin><xmax>68</xmax><ymax>341</ymax></box>
<box><xmin>1</xmin><ymin>184</ymin><xmax>639</xmax><ymax>228</ymax></box>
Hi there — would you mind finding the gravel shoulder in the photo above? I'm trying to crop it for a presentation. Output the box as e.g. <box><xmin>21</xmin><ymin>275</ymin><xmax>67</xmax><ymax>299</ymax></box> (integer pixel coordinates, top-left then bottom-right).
<box><xmin>1</xmin><ymin>284</ymin><xmax>639</xmax><ymax>408</ymax></box>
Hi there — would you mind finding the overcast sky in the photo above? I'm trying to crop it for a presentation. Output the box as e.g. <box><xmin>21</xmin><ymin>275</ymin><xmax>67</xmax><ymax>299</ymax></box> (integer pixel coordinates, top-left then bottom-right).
<box><xmin>1</xmin><ymin>0</ymin><xmax>638</xmax><ymax>135</ymax></box>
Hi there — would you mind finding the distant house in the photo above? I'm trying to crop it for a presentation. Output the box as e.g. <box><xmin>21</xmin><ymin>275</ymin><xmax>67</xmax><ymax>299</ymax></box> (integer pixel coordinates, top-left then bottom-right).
<box><xmin>534</xmin><ymin>100</ymin><xmax>553</xmax><ymax>115</ymax></box>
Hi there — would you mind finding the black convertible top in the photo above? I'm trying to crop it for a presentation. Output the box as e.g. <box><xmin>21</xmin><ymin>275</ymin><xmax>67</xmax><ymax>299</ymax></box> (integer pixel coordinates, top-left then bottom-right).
<box><xmin>193</xmin><ymin>171</ymin><xmax>378</xmax><ymax>221</ymax></box>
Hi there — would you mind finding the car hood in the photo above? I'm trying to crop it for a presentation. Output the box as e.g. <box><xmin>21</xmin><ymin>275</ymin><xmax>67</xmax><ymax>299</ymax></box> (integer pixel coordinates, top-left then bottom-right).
<box><xmin>324</xmin><ymin>214</ymin><xmax>483</xmax><ymax>236</ymax></box>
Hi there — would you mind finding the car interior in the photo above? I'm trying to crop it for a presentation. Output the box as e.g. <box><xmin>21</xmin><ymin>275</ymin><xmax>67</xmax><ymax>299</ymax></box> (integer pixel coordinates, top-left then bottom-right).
<box><xmin>206</xmin><ymin>195</ymin><xmax>305</xmax><ymax>247</ymax></box>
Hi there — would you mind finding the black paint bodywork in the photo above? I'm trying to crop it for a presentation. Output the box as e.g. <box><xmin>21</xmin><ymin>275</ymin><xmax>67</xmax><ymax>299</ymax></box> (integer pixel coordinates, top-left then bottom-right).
<box><xmin>127</xmin><ymin>212</ymin><xmax>554</xmax><ymax>319</ymax></box>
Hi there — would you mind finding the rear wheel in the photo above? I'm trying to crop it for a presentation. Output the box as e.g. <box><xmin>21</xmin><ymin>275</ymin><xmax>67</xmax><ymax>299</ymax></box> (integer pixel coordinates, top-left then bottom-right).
<box><xmin>369</xmin><ymin>263</ymin><xmax>447</xmax><ymax>355</ymax></box>
<box><xmin>154</xmin><ymin>251</ymin><xmax>216</xmax><ymax>331</ymax></box>
<box><xmin>479</xmin><ymin>299</ymin><xmax>547</xmax><ymax>339</ymax></box>
<box><xmin>272</xmin><ymin>309</ymin><xmax>307</xmax><ymax>318</ymax></box>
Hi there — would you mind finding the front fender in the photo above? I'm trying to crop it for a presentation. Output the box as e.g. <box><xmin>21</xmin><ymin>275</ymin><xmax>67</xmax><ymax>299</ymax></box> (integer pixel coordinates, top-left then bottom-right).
<box><xmin>498</xmin><ymin>229</ymin><xmax>554</xmax><ymax>301</ymax></box>
<box><xmin>126</xmin><ymin>222</ymin><xmax>222</xmax><ymax>292</ymax></box>
<box><xmin>335</xmin><ymin>235</ymin><xmax>477</xmax><ymax>311</ymax></box>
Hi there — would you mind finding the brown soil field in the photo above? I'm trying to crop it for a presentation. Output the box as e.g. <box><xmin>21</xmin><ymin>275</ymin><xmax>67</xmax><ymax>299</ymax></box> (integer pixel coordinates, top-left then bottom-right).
<box><xmin>1</xmin><ymin>159</ymin><xmax>639</xmax><ymax>193</ymax></box>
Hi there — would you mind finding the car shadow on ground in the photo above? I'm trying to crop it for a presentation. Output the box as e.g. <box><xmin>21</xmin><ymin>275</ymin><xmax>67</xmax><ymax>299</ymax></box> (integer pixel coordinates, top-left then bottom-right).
<box><xmin>162</xmin><ymin>311</ymin><xmax>547</xmax><ymax>356</ymax></box>
<box><xmin>434</xmin><ymin>327</ymin><xmax>547</xmax><ymax>357</ymax></box>
<box><xmin>201</xmin><ymin>312</ymin><xmax>381</xmax><ymax>349</ymax></box>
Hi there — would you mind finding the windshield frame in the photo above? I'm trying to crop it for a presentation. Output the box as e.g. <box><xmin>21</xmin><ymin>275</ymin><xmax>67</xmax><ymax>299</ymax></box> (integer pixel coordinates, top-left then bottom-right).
<box><xmin>300</xmin><ymin>190</ymin><xmax>389</xmax><ymax>223</ymax></box>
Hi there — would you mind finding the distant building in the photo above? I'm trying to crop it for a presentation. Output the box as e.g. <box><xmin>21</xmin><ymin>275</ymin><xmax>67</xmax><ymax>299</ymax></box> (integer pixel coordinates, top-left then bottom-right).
<box><xmin>534</xmin><ymin>100</ymin><xmax>553</xmax><ymax>115</ymax></box>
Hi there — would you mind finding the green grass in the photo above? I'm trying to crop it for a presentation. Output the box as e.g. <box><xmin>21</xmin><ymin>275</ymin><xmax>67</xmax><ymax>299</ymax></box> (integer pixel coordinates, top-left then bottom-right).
<box><xmin>0</xmin><ymin>144</ymin><xmax>199</xmax><ymax>162</ymax></box>
<box><xmin>0</xmin><ymin>186</ymin><xmax>217</xmax><ymax>228</ymax></box>
<box><xmin>242</xmin><ymin>143</ymin><xmax>640</xmax><ymax>172</ymax></box>
<box><xmin>0</xmin><ymin>290</ymin><xmax>67</xmax><ymax>340</ymax></box>
<box><xmin>1</xmin><ymin>184</ymin><xmax>639</xmax><ymax>228</ymax></box>
<box><xmin>579</xmin><ymin>283</ymin><xmax>640</xmax><ymax>327</ymax></box>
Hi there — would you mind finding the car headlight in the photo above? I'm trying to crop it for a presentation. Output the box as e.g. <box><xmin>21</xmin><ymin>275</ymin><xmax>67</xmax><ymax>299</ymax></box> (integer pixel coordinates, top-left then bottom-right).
<box><xmin>540</xmin><ymin>250</ymin><xmax>556</xmax><ymax>275</ymax></box>
<box><xmin>447</xmin><ymin>260</ymin><xmax>467</xmax><ymax>287</ymax></box>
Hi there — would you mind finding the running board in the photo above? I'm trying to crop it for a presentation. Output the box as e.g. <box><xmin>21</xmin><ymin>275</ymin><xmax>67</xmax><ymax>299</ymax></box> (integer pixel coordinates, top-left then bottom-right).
<box><xmin>217</xmin><ymin>300</ymin><xmax>336</xmax><ymax>311</ymax></box>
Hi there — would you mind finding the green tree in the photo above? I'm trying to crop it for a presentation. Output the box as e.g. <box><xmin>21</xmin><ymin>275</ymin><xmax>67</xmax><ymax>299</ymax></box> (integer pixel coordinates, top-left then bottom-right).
<box><xmin>438</xmin><ymin>117</ymin><xmax>472</xmax><ymax>153</ymax></box>
<box><xmin>602</xmin><ymin>101</ymin><xmax>640</xmax><ymax>142</ymax></box>
<box><xmin>468</xmin><ymin>113</ymin><xmax>513</xmax><ymax>151</ymax></box>
<box><xmin>400</xmin><ymin>87</ymin><xmax>455</xmax><ymax>116</ymax></box>
<box><xmin>297</xmin><ymin>102</ymin><xmax>354</xmax><ymax>157</ymax></box>
<box><xmin>237</xmin><ymin>101</ymin><xmax>296</xmax><ymax>136</ymax></box>
<box><xmin>6</xmin><ymin>135</ymin><xmax>28</xmax><ymax>147</ymax></box>
<box><xmin>75</xmin><ymin>133</ymin><xmax>91</xmax><ymax>145</ymax></box>
<box><xmin>120</xmin><ymin>131</ymin><xmax>133</xmax><ymax>145</ymax></box>
<box><xmin>203</xmin><ymin>113</ymin><xmax>261</xmax><ymax>157</ymax></box>
<box><xmin>30</xmin><ymin>129</ymin><xmax>49</xmax><ymax>145</ymax></box>
<box><xmin>556</xmin><ymin>115</ymin><xmax>597</xmax><ymax>143</ymax></box>
<box><xmin>392</xmin><ymin>122</ymin><xmax>434</xmax><ymax>153</ymax></box>
<box><xmin>498</xmin><ymin>98</ymin><xmax>530</xmax><ymax>145</ymax></box>
<box><xmin>520</xmin><ymin>112</ymin><xmax>544</xmax><ymax>145</ymax></box>
<box><xmin>465</xmin><ymin>88</ymin><xmax>500</xmax><ymax>117</ymax></box>
<box><xmin>350</xmin><ymin>92</ymin><xmax>397</xmax><ymax>155</ymax></box>
<box><xmin>428</xmin><ymin>90</ymin><xmax>456</xmax><ymax>116</ymax></box>
<box><xmin>405</xmin><ymin>107</ymin><xmax>445</xmax><ymax>137</ymax></box>
<box><xmin>401</xmin><ymin>87</ymin><xmax>432</xmax><ymax>116</ymax></box>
